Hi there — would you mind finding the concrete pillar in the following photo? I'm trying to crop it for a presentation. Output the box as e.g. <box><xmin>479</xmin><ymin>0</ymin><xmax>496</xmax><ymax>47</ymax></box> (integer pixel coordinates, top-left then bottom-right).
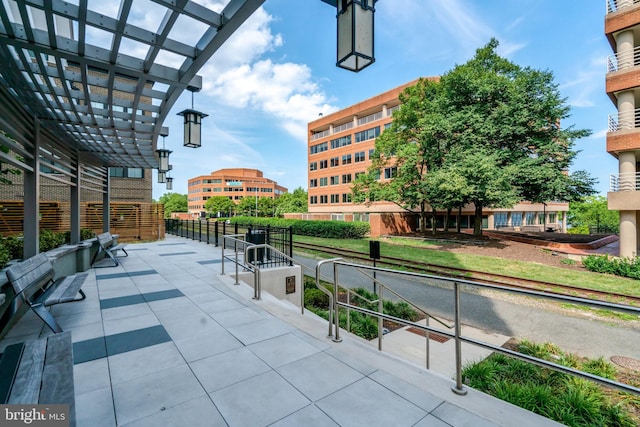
<box><xmin>619</xmin><ymin>210</ymin><xmax>637</xmax><ymax>258</ymax></box>
<box><xmin>103</xmin><ymin>168</ymin><xmax>110</xmax><ymax>232</ymax></box>
<box><xmin>24</xmin><ymin>119</ymin><xmax>40</xmax><ymax>258</ymax></box>
<box><xmin>617</xmin><ymin>90</ymin><xmax>635</xmax><ymax>130</ymax></box>
<box><xmin>616</xmin><ymin>30</ymin><xmax>634</xmax><ymax>70</ymax></box>
<box><xmin>70</xmin><ymin>157</ymin><xmax>80</xmax><ymax>244</ymax></box>
<box><xmin>619</xmin><ymin>151</ymin><xmax>637</xmax><ymax>191</ymax></box>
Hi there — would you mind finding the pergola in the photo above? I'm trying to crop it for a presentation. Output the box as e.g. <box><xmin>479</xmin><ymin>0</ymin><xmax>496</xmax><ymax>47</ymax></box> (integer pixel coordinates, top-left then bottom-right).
<box><xmin>0</xmin><ymin>0</ymin><xmax>265</xmax><ymax>257</ymax></box>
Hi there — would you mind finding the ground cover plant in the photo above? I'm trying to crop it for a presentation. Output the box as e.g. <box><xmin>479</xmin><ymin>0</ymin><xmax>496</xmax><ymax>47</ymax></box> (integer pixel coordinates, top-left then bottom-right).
<box><xmin>293</xmin><ymin>235</ymin><xmax>640</xmax><ymax>298</ymax></box>
<box><xmin>462</xmin><ymin>340</ymin><xmax>639</xmax><ymax>426</ymax></box>
<box><xmin>303</xmin><ymin>276</ymin><xmax>420</xmax><ymax>340</ymax></box>
<box><xmin>582</xmin><ymin>255</ymin><xmax>640</xmax><ymax>280</ymax></box>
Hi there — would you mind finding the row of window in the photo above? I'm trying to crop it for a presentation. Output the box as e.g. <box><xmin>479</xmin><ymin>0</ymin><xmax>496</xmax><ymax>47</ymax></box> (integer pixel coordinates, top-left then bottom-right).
<box><xmin>309</xmin><ymin>167</ymin><xmax>397</xmax><ymax>188</ymax></box>
<box><xmin>109</xmin><ymin>167</ymin><xmax>143</xmax><ymax>178</ymax></box>
<box><xmin>309</xmin><ymin>194</ymin><xmax>353</xmax><ymax>204</ymax></box>
<box><xmin>310</xmin><ymin>106</ymin><xmax>398</xmax><ymax>141</ymax></box>
<box><xmin>310</xmin><ymin>126</ymin><xmax>383</xmax><ymax>155</ymax></box>
<box><xmin>494</xmin><ymin>212</ymin><xmax>562</xmax><ymax>227</ymax></box>
<box><xmin>310</xmin><ymin>149</ymin><xmax>375</xmax><ymax>171</ymax></box>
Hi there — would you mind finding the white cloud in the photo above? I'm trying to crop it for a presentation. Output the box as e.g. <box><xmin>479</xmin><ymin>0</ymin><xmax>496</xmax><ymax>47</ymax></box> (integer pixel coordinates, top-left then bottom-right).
<box><xmin>196</xmin><ymin>7</ymin><xmax>336</xmax><ymax>140</ymax></box>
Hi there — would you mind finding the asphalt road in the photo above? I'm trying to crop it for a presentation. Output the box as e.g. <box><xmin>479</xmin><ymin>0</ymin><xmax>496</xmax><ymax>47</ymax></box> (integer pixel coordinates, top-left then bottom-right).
<box><xmin>294</xmin><ymin>253</ymin><xmax>640</xmax><ymax>360</ymax></box>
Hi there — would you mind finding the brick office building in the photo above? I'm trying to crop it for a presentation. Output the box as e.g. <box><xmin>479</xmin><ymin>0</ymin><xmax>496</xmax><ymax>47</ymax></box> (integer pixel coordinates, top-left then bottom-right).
<box><xmin>303</xmin><ymin>79</ymin><xmax>568</xmax><ymax>237</ymax></box>
<box><xmin>605</xmin><ymin>0</ymin><xmax>640</xmax><ymax>258</ymax></box>
<box><xmin>187</xmin><ymin>168</ymin><xmax>287</xmax><ymax>217</ymax></box>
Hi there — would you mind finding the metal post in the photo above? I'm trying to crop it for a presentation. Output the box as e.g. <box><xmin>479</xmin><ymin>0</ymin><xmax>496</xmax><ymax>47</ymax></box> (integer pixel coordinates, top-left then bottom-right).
<box><xmin>234</xmin><ymin>239</ymin><xmax>239</xmax><ymax>285</ymax></box>
<box><xmin>221</xmin><ymin>232</ymin><xmax>225</xmax><ymax>275</ymax></box>
<box><xmin>425</xmin><ymin>316</ymin><xmax>430</xmax><ymax>370</ymax></box>
<box><xmin>214</xmin><ymin>221</ymin><xmax>219</xmax><ymax>247</ymax></box>
<box><xmin>206</xmin><ymin>221</ymin><xmax>210</xmax><ymax>244</ymax></box>
<box><xmin>451</xmin><ymin>282</ymin><xmax>467</xmax><ymax>395</ymax></box>
<box><xmin>373</xmin><ymin>259</ymin><xmax>377</xmax><ymax>295</ymax></box>
<box><xmin>333</xmin><ymin>262</ymin><xmax>342</xmax><ymax>342</ymax></box>
<box><xmin>198</xmin><ymin>219</ymin><xmax>202</xmax><ymax>242</ymax></box>
<box><xmin>253</xmin><ymin>251</ymin><xmax>260</xmax><ymax>300</ymax></box>
<box><xmin>288</xmin><ymin>226</ymin><xmax>293</xmax><ymax>266</ymax></box>
<box><xmin>378</xmin><ymin>286</ymin><xmax>383</xmax><ymax>351</ymax></box>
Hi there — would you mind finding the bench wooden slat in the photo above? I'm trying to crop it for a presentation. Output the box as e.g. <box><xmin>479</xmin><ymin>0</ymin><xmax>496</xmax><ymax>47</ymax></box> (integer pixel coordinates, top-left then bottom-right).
<box><xmin>6</xmin><ymin>253</ymin><xmax>55</xmax><ymax>295</ymax></box>
<box><xmin>41</xmin><ymin>273</ymin><xmax>89</xmax><ymax>305</ymax></box>
<box><xmin>0</xmin><ymin>342</ymin><xmax>25</xmax><ymax>403</ymax></box>
<box><xmin>8</xmin><ymin>338</ymin><xmax>47</xmax><ymax>404</ymax></box>
<box><xmin>39</xmin><ymin>332</ymin><xmax>75</xmax><ymax>409</ymax></box>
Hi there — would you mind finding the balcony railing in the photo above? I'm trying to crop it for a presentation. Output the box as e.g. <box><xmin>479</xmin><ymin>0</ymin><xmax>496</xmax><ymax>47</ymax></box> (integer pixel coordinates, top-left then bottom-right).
<box><xmin>606</xmin><ymin>0</ymin><xmax>640</xmax><ymax>14</ymax></box>
<box><xmin>610</xmin><ymin>172</ymin><xmax>640</xmax><ymax>191</ymax></box>
<box><xmin>607</xmin><ymin>46</ymin><xmax>640</xmax><ymax>72</ymax></box>
<box><xmin>607</xmin><ymin>108</ymin><xmax>640</xmax><ymax>132</ymax></box>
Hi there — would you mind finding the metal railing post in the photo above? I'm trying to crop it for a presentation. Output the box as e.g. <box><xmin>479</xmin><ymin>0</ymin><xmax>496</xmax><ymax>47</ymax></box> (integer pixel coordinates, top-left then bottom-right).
<box><xmin>206</xmin><ymin>221</ymin><xmax>210</xmax><ymax>244</ymax></box>
<box><xmin>214</xmin><ymin>221</ymin><xmax>219</xmax><ymax>247</ymax></box>
<box><xmin>288</xmin><ymin>226</ymin><xmax>293</xmax><ymax>265</ymax></box>
<box><xmin>451</xmin><ymin>282</ymin><xmax>467</xmax><ymax>395</ymax></box>
<box><xmin>234</xmin><ymin>239</ymin><xmax>239</xmax><ymax>285</ymax></box>
<box><xmin>378</xmin><ymin>285</ymin><xmax>383</xmax><ymax>351</ymax></box>
<box><xmin>221</xmin><ymin>233</ymin><xmax>225</xmax><ymax>275</ymax></box>
<box><xmin>198</xmin><ymin>220</ymin><xmax>202</xmax><ymax>242</ymax></box>
<box><xmin>426</xmin><ymin>315</ymin><xmax>430</xmax><ymax>370</ymax></box>
<box><xmin>333</xmin><ymin>262</ymin><xmax>342</xmax><ymax>342</ymax></box>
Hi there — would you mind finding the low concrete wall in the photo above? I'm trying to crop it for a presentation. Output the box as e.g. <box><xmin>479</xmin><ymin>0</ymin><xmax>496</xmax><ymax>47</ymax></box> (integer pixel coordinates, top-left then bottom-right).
<box><xmin>236</xmin><ymin>265</ymin><xmax>302</xmax><ymax>308</ymax></box>
<box><xmin>0</xmin><ymin>240</ymin><xmax>95</xmax><ymax>339</ymax></box>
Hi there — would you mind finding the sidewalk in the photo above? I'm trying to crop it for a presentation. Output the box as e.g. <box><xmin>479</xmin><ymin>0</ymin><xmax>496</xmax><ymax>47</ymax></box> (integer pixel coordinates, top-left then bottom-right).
<box><xmin>0</xmin><ymin>236</ymin><xmax>561</xmax><ymax>427</ymax></box>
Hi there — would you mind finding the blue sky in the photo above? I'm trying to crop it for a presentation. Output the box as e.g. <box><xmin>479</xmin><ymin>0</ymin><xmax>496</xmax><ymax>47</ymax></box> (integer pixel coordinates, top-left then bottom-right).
<box><xmin>153</xmin><ymin>0</ymin><xmax>613</xmax><ymax>200</ymax></box>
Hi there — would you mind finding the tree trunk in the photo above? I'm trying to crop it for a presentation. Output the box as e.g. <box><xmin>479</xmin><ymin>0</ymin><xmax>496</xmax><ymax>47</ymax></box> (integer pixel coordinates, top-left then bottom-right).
<box><xmin>419</xmin><ymin>201</ymin><xmax>427</xmax><ymax>234</ymax></box>
<box><xmin>444</xmin><ymin>208</ymin><xmax>452</xmax><ymax>232</ymax></box>
<box><xmin>432</xmin><ymin>208</ymin><xmax>437</xmax><ymax>235</ymax></box>
<box><xmin>473</xmin><ymin>202</ymin><xmax>483</xmax><ymax>237</ymax></box>
<box><xmin>456</xmin><ymin>206</ymin><xmax>462</xmax><ymax>233</ymax></box>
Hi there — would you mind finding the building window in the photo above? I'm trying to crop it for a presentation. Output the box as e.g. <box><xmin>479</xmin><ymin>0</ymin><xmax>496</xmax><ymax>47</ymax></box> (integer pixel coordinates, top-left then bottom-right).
<box><xmin>549</xmin><ymin>213</ymin><xmax>557</xmax><ymax>224</ymax></box>
<box><xmin>384</xmin><ymin>167</ymin><xmax>397</xmax><ymax>179</ymax></box>
<box><xmin>342</xmin><ymin>154</ymin><xmax>352</xmax><ymax>165</ymax></box>
<box><xmin>320</xmin><ymin>195</ymin><xmax>328</xmax><ymax>204</ymax></box>
<box><xmin>310</xmin><ymin>142</ymin><xmax>328</xmax><ymax>154</ymax></box>
<box><xmin>213</xmin><ymin>188</ymin><xmax>222</xmax><ymax>192</ymax></box>
<box><xmin>320</xmin><ymin>159</ymin><xmax>328</xmax><ymax>169</ymax></box>
<box><xmin>310</xmin><ymin>196</ymin><xmax>318</xmax><ymax>204</ymax></box>
<box><xmin>342</xmin><ymin>174</ymin><xmax>352</xmax><ymax>184</ymax></box>
<box><xmin>342</xmin><ymin>193</ymin><xmax>352</xmax><ymax>203</ymax></box>
<box><xmin>525</xmin><ymin>212</ymin><xmax>536</xmax><ymax>225</ymax></box>
<box><xmin>494</xmin><ymin>212</ymin><xmax>508</xmax><ymax>228</ymax></box>
<box><xmin>330</xmin><ymin>194</ymin><xmax>340</xmax><ymax>203</ymax></box>
<box><xmin>320</xmin><ymin>177</ymin><xmax>328</xmax><ymax>186</ymax></box>
<box><xmin>330</xmin><ymin>157</ymin><xmax>340</xmax><ymax>167</ymax></box>
<box><xmin>109</xmin><ymin>167</ymin><xmax>144</xmax><ymax>178</ymax></box>
<box><xmin>330</xmin><ymin>135</ymin><xmax>352</xmax><ymax>149</ymax></box>
<box><xmin>511</xmin><ymin>212</ymin><xmax>522</xmax><ymax>226</ymax></box>
<box><xmin>357</xmin><ymin>111</ymin><xmax>382</xmax><ymax>126</ymax></box>
<box><xmin>355</xmin><ymin>126</ymin><xmax>380</xmax><ymax>143</ymax></box>
<box><xmin>368</xmin><ymin>149</ymin><xmax>375</xmax><ymax>159</ymax></box>
<box><xmin>310</xmin><ymin>179</ymin><xmax>318</xmax><ymax>188</ymax></box>
<box><xmin>330</xmin><ymin>176</ymin><xmax>340</xmax><ymax>185</ymax></box>
<box><xmin>355</xmin><ymin>151</ymin><xmax>366</xmax><ymax>162</ymax></box>
<box><xmin>354</xmin><ymin>171</ymin><xmax>365</xmax><ymax>179</ymax></box>
<box><xmin>310</xmin><ymin>162</ymin><xmax>318</xmax><ymax>171</ymax></box>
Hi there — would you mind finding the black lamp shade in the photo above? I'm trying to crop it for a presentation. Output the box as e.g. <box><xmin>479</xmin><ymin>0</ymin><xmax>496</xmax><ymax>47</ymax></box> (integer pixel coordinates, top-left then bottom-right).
<box><xmin>166</xmin><ymin>176</ymin><xmax>174</xmax><ymax>190</ymax></box>
<box><xmin>156</xmin><ymin>148</ymin><xmax>172</xmax><ymax>171</ymax></box>
<box><xmin>158</xmin><ymin>170</ymin><xmax>167</xmax><ymax>183</ymax></box>
<box><xmin>337</xmin><ymin>0</ymin><xmax>375</xmax><ymax>72</ymax></box>
<box><xmin>178</xmin><ymin>109</ymin><xmax>209</xmax><ymax>148</ymax></box>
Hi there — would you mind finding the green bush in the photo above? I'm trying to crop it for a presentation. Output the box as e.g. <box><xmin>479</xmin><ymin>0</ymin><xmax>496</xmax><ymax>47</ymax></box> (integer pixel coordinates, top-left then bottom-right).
<box><xmin>582</xmin><ymin>255</ymin><xmax>640</xmax><ymax>280</ymax></box>
<box><xmin>0</xmin><ymin>244</ymin><xmax>10</xmax><ymax>269</ymax></box>
<box><xmin>2</xmin><ymin>236</ymin><xmax>23</xmax><ymax>260</ymax></box>
<box><xmin>39</xmin><ymin>229</ymin><xmax>66</xmax><ymax>252</ymax></box>
<box><xmin>228</xmin><ymin>216</ymin><xmax>370</xmax><ymax>239</ymax></box>
<box><xmin>304</xmin><ymin>288</ymin><xmax>329</xmax><ymax>308</ymax></box>
<box><xmin>462</xmin><ymin>340</ymin><xmax>636</xmax><ymax>427</ymax></box>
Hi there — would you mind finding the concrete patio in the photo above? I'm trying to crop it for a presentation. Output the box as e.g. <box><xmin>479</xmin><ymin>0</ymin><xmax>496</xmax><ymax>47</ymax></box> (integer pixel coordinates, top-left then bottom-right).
<box><xmin>0</xmin><ymin>235</ymin><xmax>560</xmax><ymax>426</ymax></box>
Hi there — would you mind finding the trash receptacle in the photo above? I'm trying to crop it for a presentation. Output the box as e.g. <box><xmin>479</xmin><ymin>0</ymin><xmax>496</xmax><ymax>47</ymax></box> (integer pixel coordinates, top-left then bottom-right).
<box><xmin>246</xmin><ymin>230</ymin><xmax>265</xmax><ymax>263</ymax></box>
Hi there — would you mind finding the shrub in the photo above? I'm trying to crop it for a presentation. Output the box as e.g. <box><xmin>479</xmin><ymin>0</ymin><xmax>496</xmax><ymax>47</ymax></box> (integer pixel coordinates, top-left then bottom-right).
<box><xmin>0</xmin><ymin>244</ymin><xmax>10</xmax><ymax>269</ymax></box>
<box><xmin>582</xmin><ymin>255</ymin><xmax>640</xmax><ymax>280</ymax></box>
<box><xmin>228</xmin><ymin>216</ymin><xmax>370</xmax><ymax>239</ymax></box>
<box><xmin>2</xmin><ymin>236</ymin><xmax>23</xmax><ymax>260</ymax></box>
<box><xmin>39</xmin><ymin>229</ymin><xmax>66</xmax><ymax>252</ymax></box>
<box><xmin>304</xmin><ymin>288</ymin><xmax>329</xmax><ymax>308</ymax></box>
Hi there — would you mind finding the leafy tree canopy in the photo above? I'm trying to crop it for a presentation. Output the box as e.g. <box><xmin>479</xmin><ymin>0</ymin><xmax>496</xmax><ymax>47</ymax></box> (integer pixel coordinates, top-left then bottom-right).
<box><xmin>158</xmin><ymin>192</ymin><xmax>187</xmax><ymax>219</ymax></box>
<box><xmin>204</xmin><ymin>196</ymin><xmax>235</xmax><ymax>217</ymax></box>
<box><xmin>353</xmin><ymin>38</ymin><xmax>595</xmax><ymax>236</ymax></box>
<box><xmin>275</xmin><ymin>187</ymin><xmax>308</xmax><ymax>216</ymax></box>
<box><xmin>568</xmin><ymin>195</ymin><xmax>619</xmax><ymax>234</ymax></box>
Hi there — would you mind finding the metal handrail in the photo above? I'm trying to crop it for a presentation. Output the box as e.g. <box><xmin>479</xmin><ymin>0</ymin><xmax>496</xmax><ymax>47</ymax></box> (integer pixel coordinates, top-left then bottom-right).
<box><xmin>607</xmin><ymin>108</ymin><xmax>640</xmax><ymax>132</ymax></box>
<box><xmin>606</xmin><ymin>0</ymin><xmax>640</xmax><ymax>14</ymax></box>
<box><xmin>324</xmin><ymin>259</ymin><xmax>640</xmax><ymax>397</ymax></box>
<box><xmin>606</xmin><ymin>45</ymin><xmax>640</xmax><ymax>72</ymax></box>
<box><xmin>610</xmin><ymin>172</ymin><xmax>640</xmax><ymax>191</ymax></box>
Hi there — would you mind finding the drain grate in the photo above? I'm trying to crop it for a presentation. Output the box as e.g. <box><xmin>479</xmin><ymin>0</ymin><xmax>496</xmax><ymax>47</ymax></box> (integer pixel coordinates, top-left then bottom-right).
<box><xmin>611</xmin><ymin>356</ymin><xmax>640</xmax><ymax>371</ymax></box>
<box><xmin>406</xmin><ymin>327</ymin><xmax>451</xmax><ymax>343</ymax></box>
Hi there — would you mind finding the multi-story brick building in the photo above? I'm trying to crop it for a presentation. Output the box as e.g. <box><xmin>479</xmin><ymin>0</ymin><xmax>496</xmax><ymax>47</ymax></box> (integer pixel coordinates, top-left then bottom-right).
<box><xmin>187</xmin><ymin>168</ymin><xmax>287</xmax><ymax>216</ymax></box>
<box><xmin>305</xmin><ymin>79</ymin><xmax>568</xmax><ymax>236</ymax></box>
<box><xmin>605</xmin><ymin>0</ymin><xmax>640</xmax><ymax>258</ymax></box>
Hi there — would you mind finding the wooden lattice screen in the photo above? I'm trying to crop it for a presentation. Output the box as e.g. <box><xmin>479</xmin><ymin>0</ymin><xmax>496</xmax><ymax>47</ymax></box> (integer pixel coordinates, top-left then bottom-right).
<box><xmin>0</xmin><ymin>201</ymin><xmax>165</xmax><ymax>242</ymax></box>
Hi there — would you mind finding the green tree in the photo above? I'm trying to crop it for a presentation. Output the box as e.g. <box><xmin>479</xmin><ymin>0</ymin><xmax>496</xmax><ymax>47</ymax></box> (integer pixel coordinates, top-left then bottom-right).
<box><xmin>274</xmin><ymin>188</ymin><xmax>308</xmax><ymax>216</ymax></box>
<box><xmin>568</xmin><ymin>195</ymin><xmax>619</xmax><ymax>234</ymax></box>
<box><xmin>158</xmin><ymin>192</ymin><xmax>187</xmax><ymax>219</ymax></box>
<box><xmin>257</xmin><ymin>197</ymin><xmax>275</xmax><ymax>217</ymax></box>
<box><xmin>356</xmin><ymin>39</ymin><xmax>594</xmax><ymax>237</ymax></box>
<box><xmin>236</xmin><ymin>195</ymin><xmax>258</xmax><ymax>216</ymax></box>
<box><xmin>204</xmin><ymin>196</ymin><xmax>235</xmax><ymax>217</ymax></box>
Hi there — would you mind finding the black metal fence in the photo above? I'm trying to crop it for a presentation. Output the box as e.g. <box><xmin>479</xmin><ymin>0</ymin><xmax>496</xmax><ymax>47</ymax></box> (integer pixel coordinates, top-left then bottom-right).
<box><xmin>164</xmin><ymin>219</ymin><xmax>293</xmax><ymax>261</ymax></box>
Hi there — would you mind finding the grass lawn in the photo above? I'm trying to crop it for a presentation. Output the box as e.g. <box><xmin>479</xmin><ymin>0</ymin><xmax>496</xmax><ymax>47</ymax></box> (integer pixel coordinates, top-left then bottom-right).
<box><xmin>293</xmin><ymin>235</ymin><xmax>640</xmax><ymax>298</ymax></box>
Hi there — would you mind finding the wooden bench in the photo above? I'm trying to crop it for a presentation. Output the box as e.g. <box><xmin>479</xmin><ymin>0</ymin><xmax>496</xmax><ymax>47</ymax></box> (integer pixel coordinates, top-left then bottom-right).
<box><xmin>91</xmin><ymin>232</ymin><xmax>128</xmax><ymax>267</ymax></box>
<box><xmin>0</xmin><ymin>331</ymin><xmax>75</xmax><ymax>426</ymax></box>
<box><xmin>5</xmin><ymin>253</ymin><xmax>88</xmax><ymax>333</ymax></box>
